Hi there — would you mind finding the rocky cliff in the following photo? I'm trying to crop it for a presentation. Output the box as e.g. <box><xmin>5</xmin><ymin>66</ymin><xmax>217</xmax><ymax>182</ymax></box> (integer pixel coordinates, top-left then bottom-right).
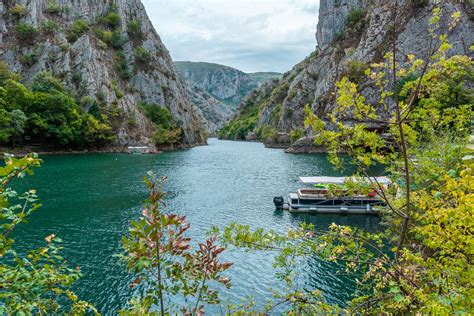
<box><xmin>175</xmin><ymin>61</ymin><xmax>281</xmax><ymax>133</ymax></box>
<box><xmin>220</xmin><ymin>0</ymin><xmax>473</xmax><ymax>149</ymax></box>
<box><xmin>0</xmin><ymin>0</ymin><xmax>206</xmax><ymax>150</ymax></box>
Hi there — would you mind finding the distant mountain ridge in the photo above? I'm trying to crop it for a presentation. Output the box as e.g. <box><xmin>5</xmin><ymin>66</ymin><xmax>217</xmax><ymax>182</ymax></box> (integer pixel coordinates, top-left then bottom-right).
<box><xmin>175</xmin><ymin>61</ymin><xmax>281</xmax><ymax>133</ymax></box>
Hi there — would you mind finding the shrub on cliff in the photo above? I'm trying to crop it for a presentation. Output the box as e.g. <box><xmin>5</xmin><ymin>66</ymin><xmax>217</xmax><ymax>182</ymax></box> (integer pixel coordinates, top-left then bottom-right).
<box><xmin>9</xmin><ymin>4</ymin><xmax>27</xmax><ymax>17</ymax></box>
<box><xmin>41</xmin><ymin>20</ymin><xmax>58</xmax><ymax>34</ymax></box>
<box><xmin>95</xmin><ymin>28</ymin><xmax>113</xmax><ymax>45</ymax></box>
<box><xmin>347</xmin><ymin>8</ymin><xmax>366</xmax><ymax>26</ymax></box>
<box><xmin>343</xmin><ymin>60</ymin><xmax>368</xmax><ymax>83</ymax></box>
<box><xmin>134</xmin><ymin>47</ymin><xmax>151</xmax><ymax>63</ymax></box>
<box><xmin>45</xmin><ymin>0</ymin><xmax>60</xmax><ymax>14</ymax></box>
<box><xmin>114</xmin><ymin>51</ymin><xmax>132</xmax><ymax>79</ymax></box>
<box><xmin>104</xmin><ymin>11</ymin><xmax>122</xmax><ymax>29</ymax></box>
<box><xmin>127</xmin><ymin>20</ymin><xmax>143</xmax><ymax>38</ymax></box>
<box><xmin>110</xmin><ymin>30</ymin><xmax>127</xmax><ymax>49</ymax></box>
<box><xmin>67</xmin><ymin>19</ymin><xmax>90</xmax><ymax>43</ymax></box>
<box><xmin>16</xmin><ymin>22</ymin><xmax>37</xmax><ymax>41</ymax></box>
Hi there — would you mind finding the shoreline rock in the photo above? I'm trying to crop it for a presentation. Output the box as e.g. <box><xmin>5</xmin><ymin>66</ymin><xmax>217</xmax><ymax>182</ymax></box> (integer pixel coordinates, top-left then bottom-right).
<box><xmin>284</xmin><ymin>136</ymin><xmax>327</xmax><ymax>154</ymax></box>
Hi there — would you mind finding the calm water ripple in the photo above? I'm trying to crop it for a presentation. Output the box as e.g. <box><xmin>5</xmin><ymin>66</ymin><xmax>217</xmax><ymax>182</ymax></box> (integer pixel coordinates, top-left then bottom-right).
<box><xmin>13</xmin><ymin>139</ymin><xmax>381</xmax><ymax>314</ymax></box>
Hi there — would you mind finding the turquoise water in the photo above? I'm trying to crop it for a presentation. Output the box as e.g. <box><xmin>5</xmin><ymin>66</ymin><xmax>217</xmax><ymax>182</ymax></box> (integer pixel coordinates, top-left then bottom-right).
<box><xmin>13</xmin><ymin>139</ymin><xmax>381</xmax><ymax>313</ymax></box>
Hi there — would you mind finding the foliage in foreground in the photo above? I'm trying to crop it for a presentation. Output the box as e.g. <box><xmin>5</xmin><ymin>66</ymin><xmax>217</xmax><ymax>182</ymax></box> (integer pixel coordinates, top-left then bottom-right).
<box><xmin>0</xmin><ymin>154</ymin><xmax>97</xmax><ymax>314</ymax></box>
<box><xmin>217</xmin><ymin>2</ymin><xmax>473</xmax><ymax>314</ymax></box>
<box><xmin>119</xmin><ymin>173</ymin><xmax>232</xmax><ymax>314</ymax></box>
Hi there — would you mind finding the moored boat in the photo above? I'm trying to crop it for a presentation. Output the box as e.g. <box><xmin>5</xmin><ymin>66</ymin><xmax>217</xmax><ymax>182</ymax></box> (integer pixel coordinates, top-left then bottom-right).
<box><xmin>274</xmin><ymin>176</ymin><xmax>392</xmax><ymax>215</ymax></box>
<box><xmin>128</xmin><ymin>146</ymin><xmax>150</xmax><ymax>154</ymax></box>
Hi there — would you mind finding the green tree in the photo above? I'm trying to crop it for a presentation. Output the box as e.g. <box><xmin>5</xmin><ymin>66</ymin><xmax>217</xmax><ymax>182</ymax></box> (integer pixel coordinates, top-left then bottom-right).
<box><xmin>120</xmin><ymin>173</ymin><xmax>232</xmax><ymax>314</ymax></box>
<box><xmin>0</xmin><ymin>62</ymin><xmax>20</xmax><ymax>85</ymax></box>
<box><xmin>0</xmin><ymin>108</ymin><xmax>11</xmax><ymax>143</ymax></box>
<box><xmin>8</xmin><ymin>109</ymin><xmax>27</xmax><ymax>147</ymax></box>
<box><xmin>0</xmin><ymin>154</ymin><xmax>97</xmax><ymax>314</ymax></box>
<box><xmin>139</xmin><ymin>102</ymin><xmax>183</xmax><ymax>146</ymax></box>
<box><xmin>80</xmin><ymin>114</ymin><xmax>115</xmax><ymax>147</ymax></box>
<box><xmin>0</xmin><ymin>64</ymin><xmax>115</xmax><ymax>149</ymax></box>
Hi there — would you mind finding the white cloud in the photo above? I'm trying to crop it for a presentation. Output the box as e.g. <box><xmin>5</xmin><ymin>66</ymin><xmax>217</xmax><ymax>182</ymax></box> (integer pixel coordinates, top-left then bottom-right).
<box><xmin>142</xmin><ymin>0</ymin><xmax>319</xmax><ymax>73</ymax></box>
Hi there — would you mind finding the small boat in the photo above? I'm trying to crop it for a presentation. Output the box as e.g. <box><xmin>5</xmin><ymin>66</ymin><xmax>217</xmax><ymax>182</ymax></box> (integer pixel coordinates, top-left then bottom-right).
<box><xmin>128</xmin><ymin>146</ymin><xmax>150</xmax><ymax>154</ymax></box>
<box><xmin>274</xmin><ymin>176</ymin><xmax>392</xmax><ymax>215</ymax></box>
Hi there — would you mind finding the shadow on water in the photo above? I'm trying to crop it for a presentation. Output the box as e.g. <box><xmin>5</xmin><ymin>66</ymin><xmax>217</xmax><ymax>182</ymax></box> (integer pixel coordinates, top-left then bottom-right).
<box><xmin>11</xmin><ymin>139</ymin><xmax>383</xmax><ymax>313</ymax></box>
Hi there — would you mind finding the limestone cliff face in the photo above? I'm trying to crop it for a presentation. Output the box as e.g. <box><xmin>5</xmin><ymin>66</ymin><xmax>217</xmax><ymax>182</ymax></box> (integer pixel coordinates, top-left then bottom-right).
<box><xmin>316</xmin><ymin>0</ymin><xmax>365</xmax><ymax>49</ymax></box>
<box><xmin>175</xmin><ymin>61</ymin><xmax>281</xmax><ymax>133</ymax></box>
<box><xmin>0</xmin><ymin>0</ymin><xmax>206</xmax><ymax>149</ymax></box>
<box><xmin>223</xmin><ymin>0</ymin><xmax>473</xmax><ymax>148</ymax></box>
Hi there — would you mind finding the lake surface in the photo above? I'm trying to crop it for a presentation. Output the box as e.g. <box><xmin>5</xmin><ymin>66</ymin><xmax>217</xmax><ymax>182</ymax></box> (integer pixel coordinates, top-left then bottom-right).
<box><xmin>13</xmin><ymin>139</ymin><xmax>381</xmax><ymax>314</ymax></box>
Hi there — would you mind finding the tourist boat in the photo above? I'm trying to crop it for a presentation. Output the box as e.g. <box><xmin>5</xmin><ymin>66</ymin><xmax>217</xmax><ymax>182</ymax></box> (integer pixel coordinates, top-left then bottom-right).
<box><xmin>273</xmin><ymin>176</ymin><xmax>392</xmax><ymax>215</ymax></box>
<box><xmin>127</xmin><ymin>146</ymin><xmax>150</xmax><ymax>154</ymax></box>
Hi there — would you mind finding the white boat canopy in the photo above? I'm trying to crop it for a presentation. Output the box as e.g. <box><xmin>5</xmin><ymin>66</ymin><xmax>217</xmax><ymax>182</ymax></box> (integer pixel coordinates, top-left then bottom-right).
<box><xmin>128</xmin><ymin>147</ymin><xmax>149</xmax><ymax>150</ymax></box>
<box><xmin>299</xmin><ymin>176</ymin><xmax>392</xmax><ymax>185</ymax></box>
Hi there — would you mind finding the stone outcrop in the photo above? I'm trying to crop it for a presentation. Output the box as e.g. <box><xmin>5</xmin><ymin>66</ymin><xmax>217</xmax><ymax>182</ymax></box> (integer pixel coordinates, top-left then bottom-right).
<box><xmin>175</xmin><ymin>61</ymin><xmax>281</xmax><ymax>133</ymax></box>
<box><xmin>0</xmin><ymin>0</ymin><xmax>206</xmax><ymax>150</ymax></box>
<box><xmin>223</xmin><ymin>0</ymin><xmax>473</xmax><ymax>151</ymax></box>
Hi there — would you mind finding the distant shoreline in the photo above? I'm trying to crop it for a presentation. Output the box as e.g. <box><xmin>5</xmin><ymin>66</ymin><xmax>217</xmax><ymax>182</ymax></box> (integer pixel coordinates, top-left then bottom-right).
<box><xmin>0</xmin><ymin>147</ymin><xmax>142</xmax><ymax>158</ymax></box>
<box><xmin>0</xmin><ymin>140</ymin><xmax>210</xmax><ymax>157</ymax></box>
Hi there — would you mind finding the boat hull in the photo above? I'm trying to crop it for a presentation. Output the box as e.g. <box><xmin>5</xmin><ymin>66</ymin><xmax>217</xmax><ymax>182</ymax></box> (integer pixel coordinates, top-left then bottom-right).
<box><xmin>288</xmin><ymin>205</ymin><xmax>378</xmax><ymax>215</ymax></box>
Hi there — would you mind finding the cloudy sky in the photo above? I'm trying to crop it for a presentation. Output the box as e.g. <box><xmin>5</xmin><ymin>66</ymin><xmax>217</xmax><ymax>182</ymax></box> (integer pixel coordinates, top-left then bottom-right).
<box><xmin>142</xmin><ymin>0</ymin><xmax>319</xmax><ymax>73</ymax></box>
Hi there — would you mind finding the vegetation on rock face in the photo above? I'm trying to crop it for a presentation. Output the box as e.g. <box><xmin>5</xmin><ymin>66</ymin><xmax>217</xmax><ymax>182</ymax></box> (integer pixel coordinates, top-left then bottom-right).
<box><xmin>16</xmin><ymin>22</ymin><xmax>37</xmax><ymax>41</ymax></box>
<box><xmin>41</xmin><ymin>19</ymin><xmax>58</xmax><ymax>34</ymax></box>
<box><xmin>343</xmin><ymin>60</ymin><xmax>369</xmax><ymax>83</ymax></box>
<box><xmin>218</xmin><ymin>85</ymin><xmax>284</xmax><ymax>143</ymax></box>
<box><xmin>0</xmin><ymin>64</ymin><xmax>115</xmax><ymax>148</ymax></box>
<box><xmin>103</xmin><ymin>11</ymin><xmax>122</xmax><ymax>29</ymax></box>
<box><xmin>45</xmin><ymin>0</ymin><xmax>61</xmax><ymax>15</ymax></box>
<box><xmin>134</xmin><ymin>47</ymin><xmax>151</xmax><ymax>64</ymax></box>
<box><xmin>347</xmin><ymin>8</ymin><xmax>366</xmax><ymax>26</ymax></box>
<box><xmin>127</xmin><ymin>20</ymin><xmax>143</xmax><ymax>38</ymax></box>
<box><xmin>9</xmin><ymin>4</ymin><xmax>27</xmax><ymax>17</ymax></box>
<box><xmin>114</xmin><ymin>51</ymin><xmax>132</xmax><ymax>80</ymax></box>
<box><xmin>218</xmin><ymin>99</ymin><xmax>260</xmax><ymax>140</ymax></box>
<box><xmin>139</xmin><ymin>102</ymin><xmax>183</xmax><ymax>147</ymax></box>
<box><xmin>290</xmin><ymin>128</ymin><xmax>304</xmax><ymax>143</ymax></box>
<box><xmin>67</xmin><ymin>19</ymin><xmax>90</xmax><ymax>43</ymax></box>
<box><xmin>0</xmin><ymin>155</ymin><xmax>97</xmax><ymax>315</ymax></box>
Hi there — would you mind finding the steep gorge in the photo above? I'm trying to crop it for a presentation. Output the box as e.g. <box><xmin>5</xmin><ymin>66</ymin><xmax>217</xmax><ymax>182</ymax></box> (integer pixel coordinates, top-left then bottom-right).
<box><xmin>220</xmin><ymin>0</ymin><xmax>474</xmax><ymax>151</ymax></box>
<box><xmin>0</xmin><ymin>0</ymin><xmax>206</xmax><ymax>150</ymax></box>
<box><xmin>175</xmin><ymin>61</ymin><xmax>281</xmax><ymax>133</ymax></box>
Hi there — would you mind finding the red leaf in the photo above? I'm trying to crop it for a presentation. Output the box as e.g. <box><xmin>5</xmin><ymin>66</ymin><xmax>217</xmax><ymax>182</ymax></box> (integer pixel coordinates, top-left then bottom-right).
<box><xmin>45</xmin><ymin>234</ymin><xmax>56</xmax><ymax>243</ymax></box>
